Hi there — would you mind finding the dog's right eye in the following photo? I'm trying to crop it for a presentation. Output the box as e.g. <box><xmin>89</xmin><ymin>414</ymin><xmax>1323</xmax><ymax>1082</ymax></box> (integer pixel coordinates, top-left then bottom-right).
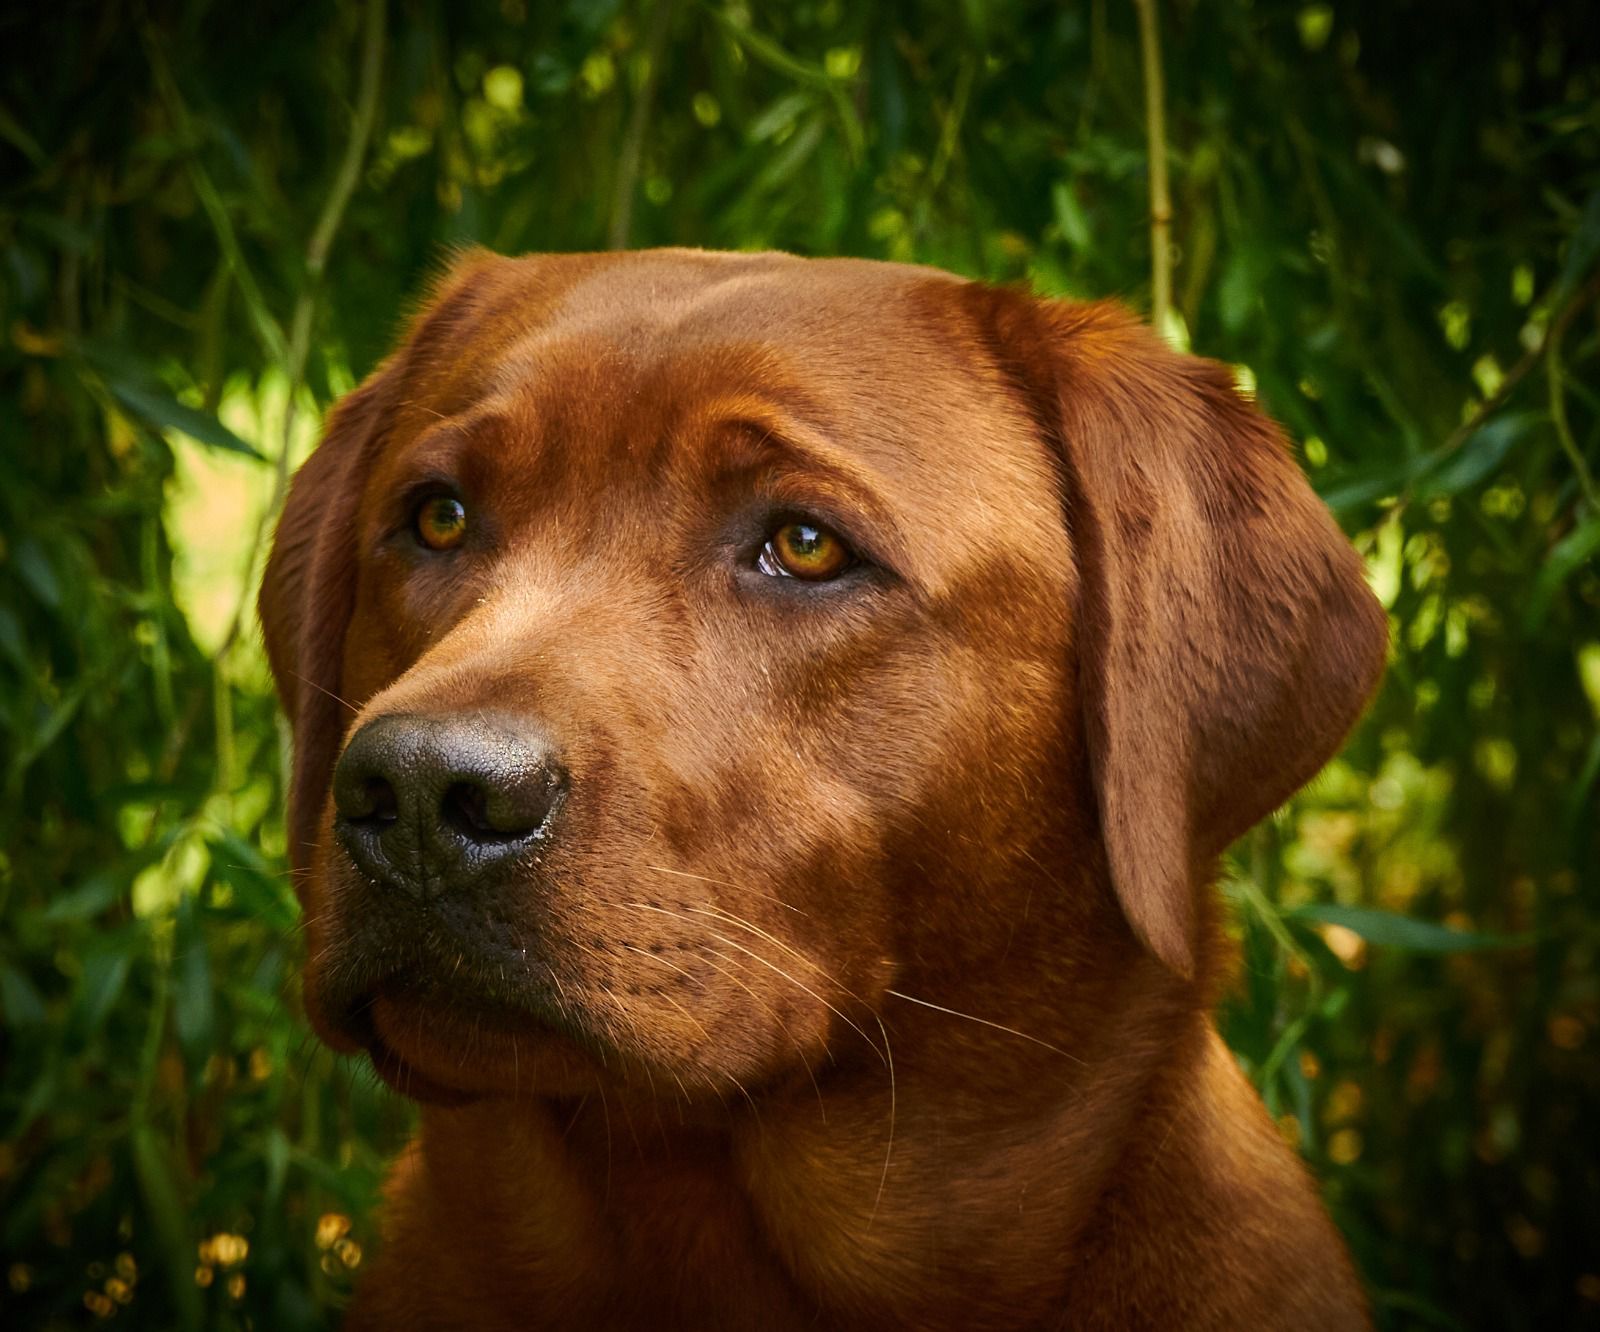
<box><xmin>758</xmin><ymin>522</ymin><xmax>854</xmax><ymax>581</ymax></box>
<box><xmin>414</xmin><ymin>495</ymin><xmax>468</xmax><ymax>551</ymax></box>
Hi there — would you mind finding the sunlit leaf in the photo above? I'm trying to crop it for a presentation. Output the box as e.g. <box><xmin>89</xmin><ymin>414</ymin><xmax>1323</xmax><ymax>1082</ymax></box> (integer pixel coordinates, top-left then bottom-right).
<box><xmin>106</xmin><ymin>379</ymin><xmax>264</xmax><ymax>458</ymax></box>
<box><xmin>1287</xmin><ymin>904</ymin><xmax>1533</xmax><ymax>952</ymax></box>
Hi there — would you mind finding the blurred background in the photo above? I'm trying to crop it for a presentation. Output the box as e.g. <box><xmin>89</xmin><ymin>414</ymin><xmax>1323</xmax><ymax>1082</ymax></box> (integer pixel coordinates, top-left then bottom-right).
<box><xmin>1</xmin><ymin>1</ymin><xmax>1597</xmax><ymax>1327</ymax></box>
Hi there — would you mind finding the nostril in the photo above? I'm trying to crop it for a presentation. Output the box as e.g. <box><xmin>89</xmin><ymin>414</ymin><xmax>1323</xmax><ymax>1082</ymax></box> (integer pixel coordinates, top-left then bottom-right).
<box><xmin>350</xmin><ymin>776</ymin><xmax>399</xmax><ymax>828</ymax></box>
<box><xmin>440</xmin><ymin>779</ymin><xmax>555</xmax><ymax>844</ymax></box>
<box><xmin>334</xmin><ymin>712</ymin><xmax>565</xmax><ymax>894</ymax></box>
<box><xmin>443</xmin><ymin>782</ymin><xmax>499</xmax><ymax>841</ymax></box>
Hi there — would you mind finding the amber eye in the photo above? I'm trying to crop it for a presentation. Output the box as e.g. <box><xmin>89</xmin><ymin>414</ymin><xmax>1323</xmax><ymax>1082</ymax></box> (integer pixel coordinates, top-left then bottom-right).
<box><xmin>414</xmin><ymin>495</ymin><xmax>468</xmax><ymax>551</ymax></box>
<box><xmin>758</xmin><ymin>521</ymin><xmax>852</xmax><ymax>581</ymax></box>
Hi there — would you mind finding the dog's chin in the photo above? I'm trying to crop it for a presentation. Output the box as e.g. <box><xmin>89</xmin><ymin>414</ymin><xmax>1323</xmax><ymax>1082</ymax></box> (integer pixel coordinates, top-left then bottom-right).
<box><xmin>327</xmin><ymin>984</ymin><xmax>612</xmax><ymax>1105</ymax></box>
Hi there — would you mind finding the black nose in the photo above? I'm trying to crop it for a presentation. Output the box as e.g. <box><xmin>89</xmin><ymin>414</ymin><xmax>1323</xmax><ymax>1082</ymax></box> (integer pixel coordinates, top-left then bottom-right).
<box><xmin>332</xmin><ymin>713</ymin><xmax>567</xmax><ymax>899</ymax></box>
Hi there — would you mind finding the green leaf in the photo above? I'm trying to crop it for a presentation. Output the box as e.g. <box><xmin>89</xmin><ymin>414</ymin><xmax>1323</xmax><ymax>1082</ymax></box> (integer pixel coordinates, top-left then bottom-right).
<box><xmin>1217</xmin><ymin>247</ymin><xmax>1268</xmax><ymax>332</ymax></box>
<box><xmin>1051</xmin><ymin>182</ymin><xmax>1091</xmax><ymax>251</ymax></box>
<box><xmin>0</xmin><ymin>100</ymin><xmax>47</xmax><ymax>167</ymax></box>
<box><xmin>1318</xmin><ymin>412</ymin><xmax>1539</xmax><ymax>514</ymax></box>
<box><xmin>42</xmin><ymin>855</ymin><xmax>160</xmax><ymax>922</ymax></box>
<box><xmin>0</xmin><ymin>963</ymin><xmax>47</xmax><ymax>1027</ymax></box>
<box><xmin>72</xmin><ymin>937</ymin><xmax>135</xmax><ymax>1035</ymax></box>
<box><xmin>1524</xmin><ymin>516</ymin><xmax>1600</xmax><ymax>633</ymax></box>
<box><xmin>13</xmin><ymin>536</ymin><xmax>62</xmax><ymax>608</ymax></box>
<box><xmin>265</xmin><ymin>1125</ymin><xmax>291</xmax><ymax>1208</ymax></box>
<box><xmin>1419</xmin><ymin>411</ymin><xmax>1539</xmax><ymax>497</ymax></box>
<box><xmin>0</xmin><ymin>604</ymin><xmax>27</xmax><ymax>671</ymax></box>
<box><xmin>173</xmin><ymin>894</ymin><xmax>214</xmax><ymax>1057</ymax></box>
<box><xmin>1288</xmin><ymin>904</ymin><xmax>1533</xmax><ymax>952</ymax></box>
<box><xmin>746</xmin><ymin>91</ymin><xmax>811</xmax><ymax>143</ymax></box>
<box><xmin>106</xmin><ymin>378</ymin><xmax>264</xmax><ymax>458</ymax></box>
<box><xmin>1317</xmin><ymin>454</ymin><xmax>1426</xmax><ymax>513</ymax></box>
<box><xmin>132</xmin><ymin>1126</ymin><xmax>203</xmax><ymax>1332</ymax></box>
<box><xmin>1555</xmin><ymin>186</ymin><xmax>1600</xmax><ymax>302</ymax></box>
<box><xmin>209</xmin><ymin>833</ymin><xmax>298</xmax><ymax>929</ymax></box>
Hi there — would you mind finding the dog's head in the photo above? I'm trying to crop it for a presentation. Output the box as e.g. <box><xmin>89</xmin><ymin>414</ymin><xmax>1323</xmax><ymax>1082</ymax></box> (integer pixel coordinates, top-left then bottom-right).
<box><xmin>260</xmin><ymin>249</ymin><xmax>1385</xmax><ymax>1104</ymax></box>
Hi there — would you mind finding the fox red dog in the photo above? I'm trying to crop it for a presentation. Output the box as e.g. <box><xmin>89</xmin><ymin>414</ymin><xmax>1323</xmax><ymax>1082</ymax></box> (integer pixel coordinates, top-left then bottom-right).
<box><xmin>261</xmin><ymin>248</ymin><xmax>1385</xmax><ymax>1329</ymax></box>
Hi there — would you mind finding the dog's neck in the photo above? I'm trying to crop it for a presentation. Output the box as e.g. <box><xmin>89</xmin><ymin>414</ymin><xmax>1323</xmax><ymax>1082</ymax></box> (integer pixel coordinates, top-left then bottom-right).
<box><xmin>365</xmin><ymin>939</ymin><xmax>1237</xmax><ymax>1330</ymax></box>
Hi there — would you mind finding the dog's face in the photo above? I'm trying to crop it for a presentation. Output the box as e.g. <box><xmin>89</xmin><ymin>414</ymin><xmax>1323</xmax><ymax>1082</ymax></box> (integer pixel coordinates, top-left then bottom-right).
<box><xmin>261</xmin><ymin>249</ymin><xmax>1385</xmax><ymax>1106</ymax></box>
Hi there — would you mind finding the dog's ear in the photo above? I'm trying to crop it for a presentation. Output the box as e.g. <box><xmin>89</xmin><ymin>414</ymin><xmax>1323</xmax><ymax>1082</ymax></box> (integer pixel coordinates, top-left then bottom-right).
<box><xmin>964</xmin><ymin>287</ymin><xmax>1388</xmax><ymax>978</ymax></box>
<box><xmin>259</xmin><ymin>249</ymin><xmax>502</xmax><ymax>871</ymax></box>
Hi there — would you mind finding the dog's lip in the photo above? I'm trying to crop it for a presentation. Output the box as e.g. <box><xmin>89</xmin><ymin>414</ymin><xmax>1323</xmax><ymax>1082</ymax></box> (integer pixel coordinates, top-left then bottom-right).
<box><xmin>339</xmin><ymin>974</ymin><xmax>607</xmax><ymax>1103</ymax></box>
<box><xmin>336</xmin><ymin>989</ymin><xmax>481</xmax><ymax>1105</ymax></box>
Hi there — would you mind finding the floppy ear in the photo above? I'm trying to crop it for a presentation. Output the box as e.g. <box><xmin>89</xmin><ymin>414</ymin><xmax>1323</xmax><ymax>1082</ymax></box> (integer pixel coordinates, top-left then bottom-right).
<box><xmin>259</xmin><ymin>249</ymin><xmax>503</xmax><ymax>872</ymax></box>
<box><xmin>965</xmin><ymin>287</ymin><xmax>1388</xmax><ymax>978</ymax></box>
<box><xmin>259</xmin><ymin>370</ymin><xmax>394</xmax><ymax>873</ymax></box>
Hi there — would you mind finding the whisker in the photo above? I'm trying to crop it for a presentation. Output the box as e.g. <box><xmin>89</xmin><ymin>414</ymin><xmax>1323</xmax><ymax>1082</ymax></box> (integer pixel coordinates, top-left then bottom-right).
<box><xmin>644</xmin><ymin>863</ymin><xmax>807</xmax><ymax>915</ymax></box>
<box><xmin>690</xmin><ymin>902</ymin><xmax>873</xmax><ymax>1012</ymax></box>
<box><xmin>288</xmin><ymin>669</ymin><xmax>361</xmax><ymax>715</ymax></box>
<box><xmin>884</xmin><ymin>989</ymin><xmax>1085</xmax><ymax>1064</ymax></box>
<box><xmin>621</xmin><ymin>901</ymin><xmax>886</xmax><ymax>1067</ymax></box>
<box><xmin>870</xmin><ymin>1010</ymin><xmax>896</xmax><ymax>1224</ymax></box>
<box><xmin>698</xmin><ymin>945</ymin><xmax>828</xmax><ymax>1122</ymax></box>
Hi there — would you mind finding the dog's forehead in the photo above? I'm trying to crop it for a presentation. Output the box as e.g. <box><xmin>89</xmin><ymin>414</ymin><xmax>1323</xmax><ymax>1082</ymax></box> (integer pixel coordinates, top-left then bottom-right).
<box><xmin>391</xmin><ymin>250</ymin><xmax>1071</xmax><ymax>583</ymax></box>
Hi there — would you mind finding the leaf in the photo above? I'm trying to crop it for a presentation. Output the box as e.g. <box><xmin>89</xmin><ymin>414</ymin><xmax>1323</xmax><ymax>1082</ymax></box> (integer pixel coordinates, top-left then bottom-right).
<box><xmin>41</xmin><ymin>866</ymin><xmax>127</xmax><ymax>922</ymax></box>
<box><xmin>1288</xmin><ymin>904</ymin><xmax>1533</xmax><ymax>952</ymax></box>
<box><xmin>265</xmin><ymin>1125</ymin><xmax>291</xmax><ymax>1208</ymax></box>
<box><xmin>0</xmin><ymin>963</ymin><xmax>47</xmax><ymax>1027</ymax></box>
<box><xmin>1555</xmin><ymin>186</ymin><xmax>1600</xmax><ymax>302</ymax></box>
<box><xmin>1317</xmin><ymin>454</ymin><xmax>1426</xmax><ymax>514</ymax></box>
<box><xmin>72</xmin><ymin>938</ymin><xmax>134</xmax><ymax>1035</ymax></box>
<box><xmin>1318</xmin><ymin>411</ymin><xmax>1540</xmax><ymax>514</ymax></box>
<box><xmin>106</xmin><ymin>378</ymin><xmax>263</xmax><ymax>458</ymax></box>
<box><xmin>1418</xmin><ymin>411</ymin><xmax>1539</xmax><ymax>497</ymax></box>
<box><xmin>1051</xmin><ymin>181</ymin><xmax>1091</xmax><ymax>251</ymax></box>
<box><xmin>132</xmin><ymin>1126</ymin><xmax>203</xmax><ymax>1332</ymax></box>
<box><xmin>13</xmin><ymin>536</ymin><xmax>62</xmax><ymax>608</ymax></box>
<box><xmin>209</xmin><ymin>833</ymin><xmax>297</xmax><ymax>929</ymax></box>
<box><xmin>1524</xmin><ymin>515</ymin><xmax>1600</xmax><ymax>633</ymax></box>
<box><xmin>172</xmin><ymin>894</ymin><xmax>214</xmax><ymax>1058</ymax></box>
<box><xmin>11</xmin><ymin>684</ymin><xmax>87</xmax><ymax>780</ymax></box>
<box><xmin>746</xmin><ymin>91</ymin><xmax>811</xmax><ymax>143</ymax></box>
<box><xmin>0</xmin><ymin>604</ymin><xmax>27</xmax><ymax>670</ymax></box>
<box><xmin>0</xmin><ymin>100</ymin><xmax>47</xmax><ymax>167</ymax></box>
<box><xmin>748</xmin><ymin>115</ymin><xmax>825</xmax><ymax>196</ymax></box>
<box><xmin>1217</xmin><ymin>247</ymin><xmax>1268</xmax><ymax>333</ymax></box>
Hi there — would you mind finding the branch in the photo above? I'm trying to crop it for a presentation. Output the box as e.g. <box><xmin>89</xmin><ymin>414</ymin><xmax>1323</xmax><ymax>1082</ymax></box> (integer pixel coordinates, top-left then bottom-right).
<box><xmin>1384</xmin><ymin>269</ymin><xmax>1600</xmax><ymax>518</ymax></box>
<box><xmin>1546</xmin><ymin>294</ymin><xmax>1600</xmax><ymax>512</ymax></box>
<box><xmin>1132</xmin><ymin>0</ymin><xmax>1171</xmax><ymax>333</ymax></box>
<box><xmin>1437</xmin><ymin>268</ymin><xmax>1600</xmax><ymax>460</ymax></box>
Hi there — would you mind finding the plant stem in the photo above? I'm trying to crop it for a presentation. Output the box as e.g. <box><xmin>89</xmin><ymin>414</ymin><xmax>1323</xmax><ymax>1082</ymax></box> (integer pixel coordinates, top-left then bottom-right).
<box><xmin>212</xmin><ymin>0</ymin><xmax>386</xmax><ymax>671</ymax></box>
<box><xmin>1545</xmin><ymin>298</ymin><xmax>1599</xmax><ymax>513</ymax></box>
<box><xmin>609</xmin><ymin>0</ymin><xmax>679</xmax><ymax>250</ymax></box>
<box><xmin>1133</xmin><ymin>0</ymin><xmax>1171</xmax><ymax>332</ymax></box>
<box><xmin>201</xmin><ymin>0</ymin><xmax>385</xmax><ymax>804</ymax></box>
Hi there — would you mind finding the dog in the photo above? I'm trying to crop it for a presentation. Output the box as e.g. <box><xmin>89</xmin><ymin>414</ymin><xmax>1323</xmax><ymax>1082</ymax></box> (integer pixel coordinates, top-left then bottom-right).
<box><xmin>260</xmin><ymin>248</ymin><xmax>1386</xmax><ymax>1330</ymax></box>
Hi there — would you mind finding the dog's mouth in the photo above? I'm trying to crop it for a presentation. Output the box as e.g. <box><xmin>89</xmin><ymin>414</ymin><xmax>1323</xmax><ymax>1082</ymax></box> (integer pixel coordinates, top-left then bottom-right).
<box><xmin>333</xmin><ymin>973</ymin><xmax>613</xmax><ymax>1105</ymax></box>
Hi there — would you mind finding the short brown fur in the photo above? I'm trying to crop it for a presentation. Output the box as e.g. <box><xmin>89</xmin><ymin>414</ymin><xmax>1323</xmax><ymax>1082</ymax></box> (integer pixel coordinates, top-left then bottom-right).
<box><xmin>260</xmin><ymin>248</ymin><xmax>1385</xmax><ymax>1330</ymax></box>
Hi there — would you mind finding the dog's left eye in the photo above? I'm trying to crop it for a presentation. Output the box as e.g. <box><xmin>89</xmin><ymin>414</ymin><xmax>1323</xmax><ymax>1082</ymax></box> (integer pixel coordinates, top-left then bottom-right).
<box><xmin>757</xmin><ymin>522</ymin><xmax>853</xmax><ymax>581</ymax></box>
<box><xmin>414</xmin><ymin>495</ymin><xmax>468</xmax><ymax>551</ymax></box>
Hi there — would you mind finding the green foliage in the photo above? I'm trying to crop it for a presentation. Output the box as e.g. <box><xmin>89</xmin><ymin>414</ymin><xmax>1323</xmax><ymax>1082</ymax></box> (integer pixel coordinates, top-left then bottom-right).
<box><xmin>1</xmin><ymin>1</ymin><xmax>1597</xmax><ymax>1326</ymax></box>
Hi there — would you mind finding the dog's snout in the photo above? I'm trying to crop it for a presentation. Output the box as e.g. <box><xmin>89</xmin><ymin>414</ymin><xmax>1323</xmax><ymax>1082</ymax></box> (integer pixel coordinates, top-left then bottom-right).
<box><xmin>333</xmin><ymin>713</ymin><xmax>566</xmax><ymax>898</ymax></box>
